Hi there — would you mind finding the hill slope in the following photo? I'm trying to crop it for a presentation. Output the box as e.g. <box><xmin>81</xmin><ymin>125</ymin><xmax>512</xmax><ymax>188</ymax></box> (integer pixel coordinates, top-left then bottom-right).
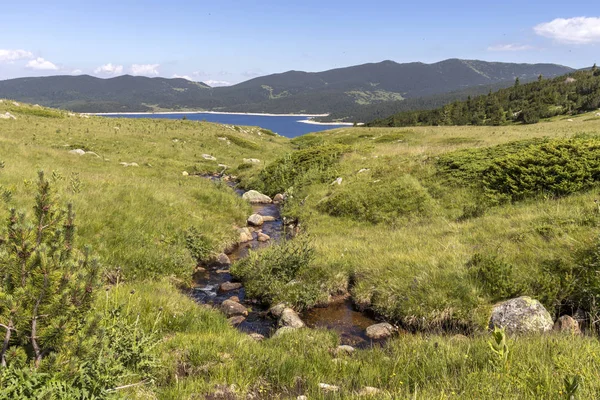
<box><xmin>368</xmin><ymin>67</ymin><xmax>600</xmax><ymax>127</ymax></box>
<box><xmin>0</xmin><ymin>59</ymin><xmax>574</xmax><ymax>117</ymax></box>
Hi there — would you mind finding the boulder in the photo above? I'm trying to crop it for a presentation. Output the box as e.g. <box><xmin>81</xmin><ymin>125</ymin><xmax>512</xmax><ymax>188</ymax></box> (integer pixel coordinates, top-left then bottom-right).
<box><xmin>262</xmin><ymin>215</ymin><xmax>277</xmax><ymax>222</ymax></box>
<box><xmin>68</xmin><ymin>148</ymin><xmax>86</xmax><ymax>156</ymax></box>
<box><xmin>336</xmin><ymin>345</ymin><xmax>355</xmax><ymax>355</ymax></box>
<box><xmin>228</xmin><ymin>296</ymin><xmax>240</xmax><ymax>303</ymax></box>
<box><xmin>257</xmin><ymin>232</ymin><xmax>270</xmax><ymax>242</ymax></box>
<box><xmin>365</xmin><ymin>323</ymin><xmax>396</xmax><ymax>340</ymax></box>
<box><xmin>220</xmin><ymin>299</ymin><xmax>248</xmax><ymax>317</ymax></box>
<box><xmin>489</xmin><ymin>296</ymin><xmax>553</xmax><ymax>334</ymax></box>
<box><xmin>0</xmin><ymin>112</ymin><xmax>16</xmax><ymax>120</ymax></box>
<box><xmin>553</xmin><ymin>315</ymin><xmax>581</xmax><ymax>335</ymax></box>
<box><xmin>273</xmin><ymin>193</ymin><xmax>285</xmax><ymax>203</ymax></box>
<box><xmin>331</xmin><ymin>177</ymin><xmax>343</xmax><ymax>185</ymax></box>
<box><xmin>228</xmin><ymin>316</ymin><xmax>246</xmax><ymax>326</ymax></box>
<box><xmin>212</xmin><ymin>253</ymin><xmax>231</xmax><ymax>267</ymax></box>
<box><xmin>182</xmin><ymin>171</ymin><xmax>189</xmax><ymax>176</ymax></box>
<box><xmin>202</xmin><ymin>154</ymin><xmax>217</xmax><ymax>161</ymax></box>
<box><xmin>359</xmin><ymin>387</ymin><xmax>382</xmax><ymax>396</ymax></box>
<box><xmin>242</xmin><ymin>190</ymin><xmax>272</xmax><ymax>204</ymax></box>
<box><xmin>269</xmin><ymin>303</ymin><xmax>287</xmax><ymax>318</ymax></box>
<box><xmin>279</xmin><ymin>308</ymin><xmax>305</xmax><ymax>329</ymax></box>
<box><xmin>249</xmin><ymin>333</ymin><xmax>265</xmax><ymax>341</ymax></box>
<box><xmin>247</xmin><ymin>214</ymin><xmax>264</xmax><ymax>226</ymax></box>
<box><xmin>219</xmin><ymin>282</ymin><xmax>242</xmax><ymax>292</ymax></box>
<box><xmin>318</xmin><ymin>383</ymin><xmax>340</xmax><ymax>392</ymax></box>
<box><xmin>239</xmin><ymin>227</ymin><xmax>253</xmax><ymax>243</ymax></box>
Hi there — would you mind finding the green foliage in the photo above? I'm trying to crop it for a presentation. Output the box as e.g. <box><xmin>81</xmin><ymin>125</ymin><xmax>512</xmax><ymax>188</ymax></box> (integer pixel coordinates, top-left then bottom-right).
<box><xmin>488</xmin><ymin>327</ymin><xmax>509</xmax><ymax>367</ymax></box>
<box><xmin>467</xmin><ymin>254</ymin><xmax>523</xmax><ymax>301</ymax></box>
<box><xmin>231</xmin><ymin>236</ymin><xmax>322</xmax><ymax>309</ymax></box>
<box><xmin>482</xmin><ymin>138</ymin><xmax>600</xmax><ymax>202</ymax></box>
<box><xmin>317</xmin><ymin>175</ymin><xmax>435</xmax><ymax>223</ymax></box>
<box><xmin>564</xmin><ymin>375</ymin><xmax>582</xmax><ymax>400</ymax></box>
<box><xmin>251</xmin><ymin>144</ymin><xmax>348</xmax><ymax>196</ymax></box>
<box><xmin>373</xmin><ymin>133</ymin><xmax>406</xmax><ymax>143</ymax></box>
<box><xmin>184</xmin><ymin>227</ymin><xmax>213</xmax><ymax>263</ymax></box>
<box><xmin>221</xmin><ymin>134</ymin><xmax>260</xmax><ymax>150</ymax></box>
<box><xmin>0</xmin><ymin>172</ymin><xmax>100</xmax><ymax>368</ymax></box>
<box><xmin>11</xmin><ymin>107</ymin><xmax>64</xmax><ymax>118</ymax></box>
<box><xmin>370</xmin><ymin>69</ymin><xmax>600</xmax><ymax>127</ymax></box>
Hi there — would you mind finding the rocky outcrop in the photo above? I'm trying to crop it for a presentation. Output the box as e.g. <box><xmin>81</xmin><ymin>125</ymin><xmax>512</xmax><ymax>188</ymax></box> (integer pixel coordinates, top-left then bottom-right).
<box><xmin>489</xmin><ymin>296</ymin><xmax>553</xmax><ymax>334</ymax></box>
<box><xmin>242</xmin><ymin>190</ymin><xmax>272</xmax><ymax>204</ymax></box>
<box><xmin>553</xmin><ymin>315</ymin><xmax>581</xmax><ymax>335</ymax></box>
<box><xmin>247</xmin><ymin>214</ymin><xmax>264</xmax><ymax>226</ymax></box>
<box><xmin>219</xmin><ymin>282</ymin><xmax>242</xmax><ymax>292</ymax></box>
<box><xmin>279</xmin><ymin>308</ymin><xmax>305</xmax><ymax>329</ymax></box>
<box><xmin>365</xmin><ymin>323</ymin><xmax>396</xmax><ymax>340</ymax></box>
<box><xmin>220</xmin><ymin>299</ymin><xmax>248</xmax><ymax>317</ymax></box>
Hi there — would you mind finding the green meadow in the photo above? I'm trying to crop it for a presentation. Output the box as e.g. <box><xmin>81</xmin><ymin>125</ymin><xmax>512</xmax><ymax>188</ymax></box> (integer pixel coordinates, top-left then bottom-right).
<box><xmin>1</xmin><ymin>101</ymin><xmax>600</xmax><ymax>399</ymax></box>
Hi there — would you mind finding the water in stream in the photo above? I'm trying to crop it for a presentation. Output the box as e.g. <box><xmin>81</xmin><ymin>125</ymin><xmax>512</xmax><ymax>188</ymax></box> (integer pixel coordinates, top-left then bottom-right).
<box><xmin>191</xmin><ymin>176</ymin><xmax>380</xmax><ymax>345</ymax></box>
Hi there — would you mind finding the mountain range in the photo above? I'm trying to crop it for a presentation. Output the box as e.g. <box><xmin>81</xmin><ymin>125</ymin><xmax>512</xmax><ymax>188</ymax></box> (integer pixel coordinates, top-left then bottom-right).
<box><xmin>0</xmin><ymin>59</ymin><xmax>574</xmax><ymax>121</ymax></box>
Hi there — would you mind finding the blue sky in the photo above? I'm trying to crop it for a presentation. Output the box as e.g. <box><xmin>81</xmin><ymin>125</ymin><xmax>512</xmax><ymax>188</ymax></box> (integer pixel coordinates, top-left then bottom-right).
<box><xmin>1</xmin><ymin>0</ymin><xmax>599</xmax><ymax>85</ymax></box>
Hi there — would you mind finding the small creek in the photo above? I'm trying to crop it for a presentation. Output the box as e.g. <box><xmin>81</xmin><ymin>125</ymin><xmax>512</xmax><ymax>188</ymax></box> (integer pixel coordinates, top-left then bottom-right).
<box><xmin>191</xmin><ymin>175</ymin><xmax>380</xmax><ymax>346</ymax></box>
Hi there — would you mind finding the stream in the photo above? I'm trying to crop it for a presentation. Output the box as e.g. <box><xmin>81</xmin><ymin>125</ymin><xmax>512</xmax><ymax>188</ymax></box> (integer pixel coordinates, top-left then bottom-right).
<box><xmin>191</xmin><ymin>175</ymin><xmax>381</xmax><ymax>347</ymax></box>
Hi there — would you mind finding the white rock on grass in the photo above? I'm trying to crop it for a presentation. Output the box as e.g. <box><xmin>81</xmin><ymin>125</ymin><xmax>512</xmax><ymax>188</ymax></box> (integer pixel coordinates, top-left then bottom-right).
<box><xmin>242</xmin><ymin>190</ymin><xmax>272</xmax><ymax>204</ymax></box>
<box><xmin>120</xmin><ymin>162</ymin><xmax>139</xmax><ymax>167</ymax></box>
<box><xmin>0</xmin><ymin>112</ymin><xmax>16</xmax><ymax>120</ymax></box>
<box><xmin>182</xmin><ymin>171</ymin><xmax>189</xmax><ymax>176</ymax></box>
<box><xmin>489</xmin><ymin>296</ymin><xmax>553</xmax><ymax>334</ymax></box>
<box><xmin>202</xmin><ymin>154</ymin><xmax>217</xmax><ymax>161</ymax></box>
<box><xmin>243</xmin><ymin>158</ymin><xmax>261</xmax><ymax>164</ymax></box>
<box><xmin>318</xmin><ymin>383</ymin><xmax>340</xmax><ymax>392</ymax></box>
<box><xmin>12</xmin><ymin>102</ymin><xmax>19</xmax><ymax>107</ymax></box>
<box><xmin>331</xmin><ymin>177</ymin><xmax>343</xmax><ymax>185</ymax></box>
<box><xmin>68</xmin><ymin>149</ymin><xmax>86</xmax><ymax>156</ymax></box>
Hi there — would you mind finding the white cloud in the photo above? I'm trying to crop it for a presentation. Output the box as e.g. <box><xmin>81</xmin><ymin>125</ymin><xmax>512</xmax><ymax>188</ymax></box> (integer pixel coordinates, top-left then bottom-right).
<box><xmin>534</xmin><ymin>17</ymin><xmax>600</xmax><ymax>44</ymax></box>
<box><xmin>26</xmin><ymin>57</ymin><xmax>59</xmax><ymax>70</ymax></box>
<box><xmin>0</xmin><ymin>49</ymin><xmax>33</xmax><ymax>62</ymax></box>
<box><xmin>205</xmin><ymin>80</ymin><xmax>231</xmax><ymax>87</ymax></box>
<box><xmin>130</xmin><ymin>64</ymin><xmax>160</xmax><ymax>76</ymax></box>
<box><xmin>172</xmin><ymin>74</ymin><xmax>195</xmax><ymax>81</ymax></box>
<box><xmin>71</xmin><ymin>69</ymin><xmax>83</xmax><ymax>75</ymax></box>
<box><xmin>488</xmin><ymin>44</ymin><xmax>534</xmax><ymax>52</ymax></box>
<box><xmin>94</xmin><ymin>63</ymin><xmax>123</xmax><ymax>75</ymax></box>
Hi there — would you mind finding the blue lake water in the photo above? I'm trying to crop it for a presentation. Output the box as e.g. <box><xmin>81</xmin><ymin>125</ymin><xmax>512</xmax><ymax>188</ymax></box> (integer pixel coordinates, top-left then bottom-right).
<box><xmin>101</xmin><ymin>113</ymin><xmax>350</xmax><ymax>138</ymax></box>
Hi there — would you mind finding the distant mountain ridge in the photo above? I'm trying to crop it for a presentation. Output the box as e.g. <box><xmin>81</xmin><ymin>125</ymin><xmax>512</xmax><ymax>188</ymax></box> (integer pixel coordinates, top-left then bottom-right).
<box><xmin>0</xmin><ymin>59</ymin><xmax>574</xmax><ymax>118</ymax></box>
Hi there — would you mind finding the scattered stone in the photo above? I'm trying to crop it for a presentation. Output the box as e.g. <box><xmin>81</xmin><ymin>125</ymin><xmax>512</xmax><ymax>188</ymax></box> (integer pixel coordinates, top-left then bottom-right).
<box><xmin>262</xmin><ymin>216</ymin><xmax>276</xmax><ymax>222</ymax></box>
<box><xmin>217</xmin><ymin>137</ymin><xmax>227</xmax><ymax>141</ymax></box>
<box><xmin>85</xmin><ymin>151</ymin><xmax>100</xmax><ymax>158</ymax></box>
<box><xmin>68</xmin><ymin>112</ymin><xmax>76</xmax><ymax>117</ymax></box>
<box><xmin>357</xmin><ymin>168</ymin><xmax>370</xmax><ymax>174</ymax></box>
<box><xmin>220</xmin><ymin>299</ymin><xmax>248</xmax><ymax>317</ymax></box>
<box><xmin>273</xmin><ymin>326</ymin><xmax>297</xmax><ymax>337</ymax></box>
<box><xmin>269</xmin><ymin>303</ymin><xmax>287</xmax><ymax>318</ymax></box>
<box><xmin>249</xmin><ymin>333</ymin><xmax>265</xmax><ymax>341</ymax></box>
<box><xmin>228</xmin><ymin>296</ymin><xmax>240</xmax><ymax>303</ymax></box>
<box><xmin>218</xmin><ymin>163</ymin><xmax>229</xmax><ymax>169</ymax></box>
<box><xmin>80</xmin><ymin>114</ymin><xmax>90</xmax><ymax>118</ymax></box>
<box><xmin>242</xmin><ymin>190</ymin><xmax>272</xmax><ymax>204</ymax></box>
<box><xmin>564</xmin><ymin>77</ymin><xmax>577</xmax><ymax>84</ymax></box>
<box><xmin>212</xmin><ymin>253</ymin><xmax>231</xmax><ymax>267</ymax></box>
<box><xmin>239</xmin><ymin>227</ymin><xmax>253</xmax><ymax>243</ymax></box>
<box><xmin>279</xmin><ymin>308</ymin><xmax>305</xmax><ymax>329</ymax></box>
<box><xmin>68</xmin><ymin>149</ymin><xmax>86</xmax><ymax>156</ymax></box>
<box><xmin>336</xmin><ymin>345</ymin><xmax>355</xmax><ymax>355</ymax></box>
<box><xmin>257</xmin><ymin>232</ymin><xmax>270</xmax><ymax>242</ymax></box>
<box><xmin>318</xmin><ymin>383</ymin><xmax>340</xmax><ymax>393</ymax></box>
<box><xmin>119</xmin><ymin>162</ymin><xmax>139</xmax><ymax>167</ymax></box>
<box><xmin>219</xmin><ymin>281</ymin><xmax>242</xmax><ymax>292</ymax></box>
<box><xmin>297</xmin><ymin>396</ymin><xmax>308</xmax><ymax>400</ymax></box>
<box><xmin>567</xmin><ymin>119</ymin><xmax>574</xmax><ymax>122</ymax></box>
<box><xmin>247</xmin><ymin>213</ymin><xmax>264</xmax><ymax>226</ymax></box>
<box><xmin>243</xmin><ymin>158</ymin><xmax>261</xmax><ymax>164</ymax></box>
<box><xmin>182</xmin><ymin>171</ymin><xmax>189</xmax><ymax>176</ymax></box>
<box><xmin>553</xmin><ymin>315</ymin><xmax>581</xmax><ymax>335</ymax></box>
<box><xmin>273</xmin><ymin>193</ymin><xmax>285</xmax><ymax>203</ymax></box>
<box><xmin>331</xmin><ymin>177</ymin><xmax>343</xmax><ymax>185</ymax></box>
<box><xmin>114</xmin><ymin>126</ymin><xmax>120</xmax><ymax>130</ymax></box>
<box><xmin>216</xmin><ymin>269</ymin><xmax>229</xmax><ymax>274</ymax></box>
<box><xmin>202</xmin><ymin>154</ymin><xmax>217</xmax><ymax>161</ymax></box>
<box><xmin>0</xmin><ymin>112</ymin><xmax>16</xmax><ymax>120</ymax></box>
<box><xmin>359</xmin><ymin>386</ymin><xmax>382</xmax><ymax>396</ymax></box>
<box><xmin>489</xmin><ymin>296</ymin><xmax>554</xmax><ymax>334</ymax></box>
<box><xmin>365</xmin><ymin>323</ymin><xmax>396</xmax><ymax>340</ymax></box>
<box><xmin>596</xmin><ymin>112</ymin><xmax>600</xmax><ymax>117</ymax></box>
<box><xmin>228</xmin><ymin>315</ymin><xmax>246</xmax><ymax>326</ymax></box>
<box><xmin>12</xmin><ymin>102</ymin><xmax>19</xmax><ymax>107</ymax></box>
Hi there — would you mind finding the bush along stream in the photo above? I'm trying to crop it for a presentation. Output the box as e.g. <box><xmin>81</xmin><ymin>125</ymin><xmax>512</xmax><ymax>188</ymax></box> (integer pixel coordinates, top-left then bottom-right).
<box><xmin>191</xmin><ymin>174</ymin><xmax>390</xmax><ymax>347</ymax></box>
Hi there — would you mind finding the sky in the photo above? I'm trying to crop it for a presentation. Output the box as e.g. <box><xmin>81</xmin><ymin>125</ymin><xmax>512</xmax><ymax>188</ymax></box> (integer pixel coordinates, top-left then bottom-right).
<box><xmin>1</xmin><ymin>0</ymin><xmax>599</xmax><ymax>86</ymax></box>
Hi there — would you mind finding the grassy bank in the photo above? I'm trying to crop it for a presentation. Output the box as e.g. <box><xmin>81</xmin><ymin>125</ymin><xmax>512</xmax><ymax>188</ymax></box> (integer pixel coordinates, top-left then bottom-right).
<box><xmin>2</xmin><ymin>101</ymin><xmax>600</xmax><ymax>398</ymax></box>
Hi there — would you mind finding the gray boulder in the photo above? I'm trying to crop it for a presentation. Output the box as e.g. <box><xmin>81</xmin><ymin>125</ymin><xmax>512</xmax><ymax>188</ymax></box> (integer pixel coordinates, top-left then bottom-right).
<box><xmin>269</xmin><ymin>303</ymin><xmax>287</xmax><ymax>318</ymax></box>
<box><xmin>220</xmin><ymin>299</ymin><xmax>248</xmax><ymax>317</ymax></box>
<box><xmin>219</xmin><ymin>282</ymin><xmax>242</xmax><ymax>292</ymax></box>
<box><xmin>365</xmin><ymin>323</ymin><xmax>396</xmax><ymax>340</ymax></box>
<box><xmin>279</xmin><ymin>308</ymin><xmax>305</xmax><ymax>329</ymax></box>
<box><xmin>553</xmin><ymin>315</ymin><xmax>581</xmax><ymax>335</ymax></box>
<box><xmin>238</xmin><ymin>227</ymin><xmax>253</xmax><ymax>243</ymax></box>
<box><xmin>242</xmin><ymin>190</ymin><xmax>272</xmax><ymax>204</ymax></box>
<box><xmin>489</xmin><ymin>296</ymin><xmax>553</xmax><ymax>334</ymax></box>
<box><xmin>247</xmin><ymin>214</ymin><xmax>264</xmax><ymax>226</ymax></box>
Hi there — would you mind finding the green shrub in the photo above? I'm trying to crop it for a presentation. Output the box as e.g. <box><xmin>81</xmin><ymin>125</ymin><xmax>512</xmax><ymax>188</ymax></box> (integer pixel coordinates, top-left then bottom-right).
<box><xmin>374</xmin><ymin>132</ymin><xmax>407</xmax><ymax>143</ymax></box>
<box><xmin>467</xmin><ymin>254</ymin><xmax>524</xmax><ymax>302</ymax></box>
<box><xmin>317</xmin><ymin>174</ymin><xmax>434</xmax><ymax>223</ymax></box>
<box><xmin>291</xmin><ymin>134</ymin><xmax>325</xmax><ymax>149</ymax></box>
<box><xmin>11</xmin><ymin>107</ymin><xmax>64</xmax><ymax>118</ymax></box>
<box><xmin>252</xmin><ymin>144</ymin><xmax>348</xmax><ymax>195</ymax></box>
<box><xmin>230</xmin><ymin>236</ymin><xmax>322</xmax><ymax>309</ymax></box>
<box><xmin>222</xmin><ymin>134</ymin><xmax>260</xmax><ymax>150</ymax></box>
<box><xmin>184</xmin><ymin>227</ymin><xmax>213</xmax><ymax>263</ymax></box>
<box><xmin>483</xmin><ymin>138</ymin><xmax>600</xmax><ymax>202</ymax></box>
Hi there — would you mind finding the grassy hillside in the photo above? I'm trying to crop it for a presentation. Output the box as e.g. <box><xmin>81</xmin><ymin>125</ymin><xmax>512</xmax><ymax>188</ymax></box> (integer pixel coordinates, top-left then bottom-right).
<box><xmin>2</xmin><ymin>101</ymin><xmax>600</xmax><ymax>398</ymax></box>
<box><xmin>370</xmin><ymin>67</ymin><xmax>600</xmax><ymax>127</ymax></box>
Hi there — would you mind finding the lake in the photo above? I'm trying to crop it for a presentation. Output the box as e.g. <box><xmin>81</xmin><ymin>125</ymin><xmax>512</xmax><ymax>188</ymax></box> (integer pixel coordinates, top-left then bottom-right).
<box><xmin>101</xmin><ymin>112</ymin><xmax>351</xmax><ymax>138</ymax></box>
